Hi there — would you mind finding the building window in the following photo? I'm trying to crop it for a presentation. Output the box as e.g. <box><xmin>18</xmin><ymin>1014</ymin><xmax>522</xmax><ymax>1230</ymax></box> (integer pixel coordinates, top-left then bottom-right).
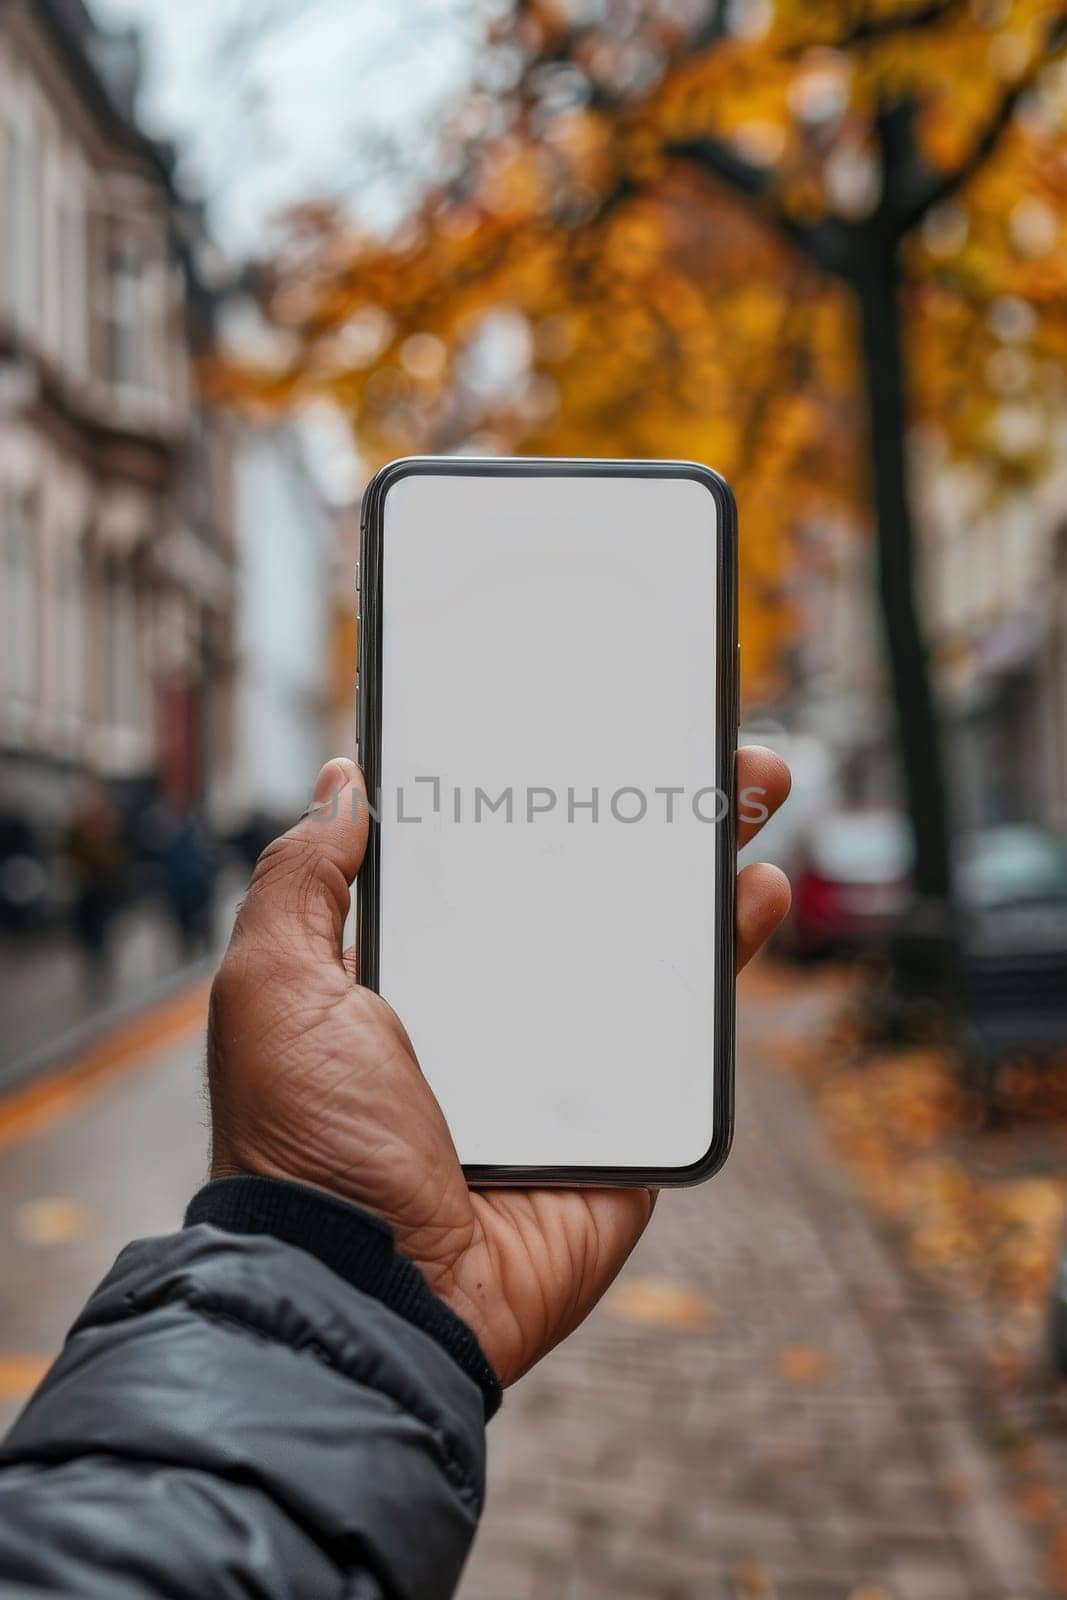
<box><xmin>61</xmin><ymin>199</ymin><xmax>88</xmax><ymax>380</ymax></box>
<box><xmin>57</xmin><ymin>536</ymin><xmax>86</xmax><ymax>728</ymax></box>
<box><xmin>4</xmin><ymin>489</ymin><xmax>40</xmax><ymax>710</ymax></box>
<box><xmin>98</xmin><ymin>223</ymin><xmax>144</xmax><ymax>392</ymax></box>
<box><xmin>102</xmin><ymin>563</ymin><xmax>146</xmax><ymax>732</ymax></box>
<box><xmin>39</xmin><ymin>114</ymin><xmax>62</xmax><ymax>357</ymax></box>
<box><xmin>7</xmin><ymin>118</ymin><xmax>37</xmax><ymax>330</ymax></box>
<box><xmin>0</xmin><ymin>122</ymin><xmax>12</xmax><ymax>315</ymax></box>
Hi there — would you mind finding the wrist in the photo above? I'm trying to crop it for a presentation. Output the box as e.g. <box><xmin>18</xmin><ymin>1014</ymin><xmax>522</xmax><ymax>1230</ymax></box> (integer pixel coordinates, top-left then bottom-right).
<box><xmin>185</xmin><ymin>1175</ymin><xmax>503</xmax><ymax>1419</ymax></box>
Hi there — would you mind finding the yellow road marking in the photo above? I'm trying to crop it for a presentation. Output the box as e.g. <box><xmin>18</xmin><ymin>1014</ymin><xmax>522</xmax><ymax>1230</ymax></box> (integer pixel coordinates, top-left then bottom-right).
<box><xmin>14</xmin><ymin>1198</ymin><xmax>93</xmax><ymax>1246</ymax></box>
<box><xmin>0</xmin><ymin>1354</ymin><xmax>53</xmax><ymax>1400</ymax></box>
<box><xmin>0</xmin><ymin>980</ymin><xmax>210</xmax><ymax>1152</ymax></box>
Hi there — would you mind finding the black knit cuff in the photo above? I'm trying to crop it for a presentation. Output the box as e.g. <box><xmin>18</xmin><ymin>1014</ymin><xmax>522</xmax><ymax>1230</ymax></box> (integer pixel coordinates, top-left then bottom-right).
<box><xmin>184</xmin><ymin>1176</ymin><xmax>502</xmax><ymax>1420</ymax></box>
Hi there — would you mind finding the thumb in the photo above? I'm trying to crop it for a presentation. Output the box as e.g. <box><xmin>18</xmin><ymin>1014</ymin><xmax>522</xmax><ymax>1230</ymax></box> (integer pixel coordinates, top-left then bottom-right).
<box><xmin>236</xmin><ymin>758</ymin><xmax>370</xmax><ymax>967</ymax></box>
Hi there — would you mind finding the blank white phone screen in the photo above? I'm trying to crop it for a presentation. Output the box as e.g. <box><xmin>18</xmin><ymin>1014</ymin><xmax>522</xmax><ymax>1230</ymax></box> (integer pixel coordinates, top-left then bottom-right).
<box><xmin>376</xmin><ymin>468</ymin><xmax>722</xmax><ymax>1171</ymax></box>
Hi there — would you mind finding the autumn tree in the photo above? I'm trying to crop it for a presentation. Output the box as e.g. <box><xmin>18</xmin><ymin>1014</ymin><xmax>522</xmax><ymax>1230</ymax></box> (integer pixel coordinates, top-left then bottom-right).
<box><xmin>218</xmin><ymin>0</ymin><xmax>1067</xmax><ymax>952</ymax></box>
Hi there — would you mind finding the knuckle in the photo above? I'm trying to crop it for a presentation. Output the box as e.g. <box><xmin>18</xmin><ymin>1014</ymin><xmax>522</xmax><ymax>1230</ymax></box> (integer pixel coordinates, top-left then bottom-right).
<box><xmin>251</xmin><ymin>833</ymin><xmax>317</xmax><ymax>891</ymax></box>
<box><xmin>211</xmin><ymin>929</ymin><xmax>285</xmax><ymax>1018</ymax></box>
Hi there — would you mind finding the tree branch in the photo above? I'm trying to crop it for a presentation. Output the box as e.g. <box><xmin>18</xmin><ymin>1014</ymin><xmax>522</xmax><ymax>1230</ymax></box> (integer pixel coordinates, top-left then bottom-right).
<box><xmin>895</xmin><ymin>9</ymin><xmax>1067</xmax><ymax>232</ymax></box>
<box><xmin>776</xmin><ymin>0</ymin><xmax>967</xmax><ymax>58</ymax></box>
<box><xmin>821</xmin><ymin>0</ymin><xmax>965</xmax><ymax>52</ymax></box>
<box><xmin>667</xmin><ymin>136</ymin><xmax>859</xmax><ymax>279</ymax></box>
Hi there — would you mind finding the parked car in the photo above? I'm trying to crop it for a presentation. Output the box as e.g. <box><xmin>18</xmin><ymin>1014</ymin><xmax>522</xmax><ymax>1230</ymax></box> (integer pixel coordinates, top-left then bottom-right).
<box><xmin>959</xmin><ymin>825</ymin><xmax>1067</xmax><ymax>1061</ymax></box>
<box><xmin>737</xmin><ymin>727</ymin><xmax>841</xmax><ymax>882</ymax></box>
<box><xmin>779</xmin><ymin>807</ymin><xmax>914</xmax><ymax>958</ymax></box>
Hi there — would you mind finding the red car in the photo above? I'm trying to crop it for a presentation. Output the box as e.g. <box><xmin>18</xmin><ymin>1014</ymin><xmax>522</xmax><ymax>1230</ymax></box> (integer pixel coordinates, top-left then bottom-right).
<box><xmin>781</xmin><ymin>808</ymin><xmax>914</xmax><ymax>958</ymax></box>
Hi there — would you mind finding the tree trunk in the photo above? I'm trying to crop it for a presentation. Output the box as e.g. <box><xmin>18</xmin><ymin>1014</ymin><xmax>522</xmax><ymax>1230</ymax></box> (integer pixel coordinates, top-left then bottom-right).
<box><xmin>854</xmin><ymin>239</ymin><xmax>955</xmax><ymax>936</ymax></box>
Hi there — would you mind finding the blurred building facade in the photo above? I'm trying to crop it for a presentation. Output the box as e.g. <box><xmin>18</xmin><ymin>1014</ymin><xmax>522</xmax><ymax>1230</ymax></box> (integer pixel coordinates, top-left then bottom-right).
<box><xmin>793</xmin><ymin>441</ymin><xmax>1067</xmax><ymax>837</ymax></box>
<box><xmin>220</xmin><ymin>421</ymin><xmax>337</xmax><ymax>832</ymax></box>
<box><xmin>0</xmin><ymin>0</ymin><xmax>235</xmax><ymax>833</ymax></box>
<box><xmin>923</xmin><ymin>437</ymin><xmax>1067</xmax><ymax>834</ymax></box>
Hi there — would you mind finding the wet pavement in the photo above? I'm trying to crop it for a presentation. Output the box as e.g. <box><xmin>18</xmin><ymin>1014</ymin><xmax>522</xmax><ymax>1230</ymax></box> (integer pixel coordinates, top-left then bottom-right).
<box><xmin>0</xmin><ymin>904</ymin><xmax>186</xmax><ymax>1078</ymax></box>
<box><xmin>0</xmin><ymin>874</ymin><xmax>242</xmax><ymax>1083</ymax></box>
<box><xmin>0</xmin><ymin>989</ymin><xmax>210</xmax><ymax>1408</ymax></box>
<box><xmin>0</xmin><ymin>962</ymin><xmax>1052</xmax><ymax>1598</ymax></box>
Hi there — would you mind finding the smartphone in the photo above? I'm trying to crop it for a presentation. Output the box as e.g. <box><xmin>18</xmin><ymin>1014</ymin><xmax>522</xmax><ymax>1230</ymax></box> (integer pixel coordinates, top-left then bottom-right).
<box><xmin>357</xmin><ymin>457</ymin><xmax>737</xmax><ymax>1186</ymax></box>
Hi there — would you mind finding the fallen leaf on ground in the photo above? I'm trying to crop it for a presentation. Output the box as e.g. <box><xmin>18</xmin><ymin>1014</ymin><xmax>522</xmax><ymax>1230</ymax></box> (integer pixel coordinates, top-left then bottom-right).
<box><xmin>781</xmin><ymin>969</ymin><xmax>1067</xmax><ymax>1593</ymax></box>
<box><xmin>1046</xmin><ymin>1523</ymin><xmax>1067</xmax><ymax>1593</ymax></box>
<box><xmin>755</xmin><ymin>1438</ymin><xmax>819</xmax><ymax>1473</ymax></box>
<box><xmin>1013</xmin><ymin>1481</ymin><xmax>1059</xmax><ymax>1524</ymax></box>
<box><xmin>774</xmin><ymin>1343</ymin><xmax>832</xmax><ymax>1386</ymax></box>
<box><xmin>936</xmin><ymin>1473</ymin><xmax>977</xmax><ymax>1505</ymax></box>
<box><xmin>604</xmin><ymin>1278</ymin><xmax>717</xmax><ymax>1329</ymax></box>
<box><xmin>730</xmin><ymin>1555</ymin><xmax>776</xmax><ymax>1599</ymax></box>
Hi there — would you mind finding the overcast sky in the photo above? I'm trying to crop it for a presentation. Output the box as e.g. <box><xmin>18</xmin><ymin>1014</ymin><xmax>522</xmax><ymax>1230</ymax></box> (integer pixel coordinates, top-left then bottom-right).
<box><xmin>88</xmin><ymin>0</ymin><xmax>484</xmax><ymax>259</ymax></box>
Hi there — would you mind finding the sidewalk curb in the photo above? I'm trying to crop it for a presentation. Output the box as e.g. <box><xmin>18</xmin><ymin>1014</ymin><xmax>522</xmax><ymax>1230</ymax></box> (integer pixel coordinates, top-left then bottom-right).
<box><xmin>0</xmin><ymin>957</ymin><xmax>215</xmax><ymax>1104</ymax></box>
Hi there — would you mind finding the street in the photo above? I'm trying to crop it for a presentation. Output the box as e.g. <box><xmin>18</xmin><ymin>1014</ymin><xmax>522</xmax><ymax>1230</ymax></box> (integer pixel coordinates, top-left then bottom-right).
<box><xmin>0</xmin><ymin>963</ymin><xmax>1048</xmax><ymax>1600</ymax></box>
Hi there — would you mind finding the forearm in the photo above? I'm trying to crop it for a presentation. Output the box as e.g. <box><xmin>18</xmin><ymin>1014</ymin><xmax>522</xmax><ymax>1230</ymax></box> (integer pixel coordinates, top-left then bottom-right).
<box><xmin>0</xmin><ymin>1182</ymin><xmax>497</xmax><ymax>1600</ymax></box>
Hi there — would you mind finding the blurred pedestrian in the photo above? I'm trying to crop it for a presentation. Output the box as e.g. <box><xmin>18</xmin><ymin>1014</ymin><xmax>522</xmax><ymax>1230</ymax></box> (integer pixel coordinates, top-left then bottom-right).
<box><xmin>64</xmin><ymin>781</ymin><xmax>125</xmax><ymax>997</ymax></box>
<box><xmin>143</xmin><ymin>800</ymin><xmax>219</xmax><ymax>961</ymax></box>
<box><xmin>229</xmin><ymin>807</ymin><xmax>282</xmax><ymax>872</ymax></box>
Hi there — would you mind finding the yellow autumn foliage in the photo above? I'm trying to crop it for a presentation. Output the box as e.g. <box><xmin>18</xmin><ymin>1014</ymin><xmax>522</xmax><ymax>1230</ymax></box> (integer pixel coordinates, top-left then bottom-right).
<box><xmin>209</xmin><ymin>0</ymin><xmax>1067</xmax><ymax>698</ymax></box>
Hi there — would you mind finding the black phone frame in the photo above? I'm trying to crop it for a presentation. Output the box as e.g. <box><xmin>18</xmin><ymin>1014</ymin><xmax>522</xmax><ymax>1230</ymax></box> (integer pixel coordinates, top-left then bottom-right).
<box><xmin>357</xmin><ymin>456</ymin><xmax>739</xmax><ymax>1188</ymax></box>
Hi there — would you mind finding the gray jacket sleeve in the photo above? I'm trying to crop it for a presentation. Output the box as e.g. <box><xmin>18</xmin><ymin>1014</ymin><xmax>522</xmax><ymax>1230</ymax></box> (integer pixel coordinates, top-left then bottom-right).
<box><xmin>0</xmin><ymin>1226</ymin><xmax>488</xmax><ymax>1600</ymax></box>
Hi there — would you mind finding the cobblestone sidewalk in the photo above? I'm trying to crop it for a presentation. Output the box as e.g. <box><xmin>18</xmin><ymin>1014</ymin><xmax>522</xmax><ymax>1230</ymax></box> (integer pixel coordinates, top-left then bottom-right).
<box><xmin>460</xmin><ymin>965</ymin><xmax>1045</xmax><ymax>1600</ymax></box>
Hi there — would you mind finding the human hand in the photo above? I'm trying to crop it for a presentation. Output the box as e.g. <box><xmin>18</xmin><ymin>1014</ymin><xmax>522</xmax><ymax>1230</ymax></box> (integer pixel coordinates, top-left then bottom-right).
<box><xmin>207</xmin><ymin>749</ymin><xmax>791</xmax><ymax>1386</ymax></box>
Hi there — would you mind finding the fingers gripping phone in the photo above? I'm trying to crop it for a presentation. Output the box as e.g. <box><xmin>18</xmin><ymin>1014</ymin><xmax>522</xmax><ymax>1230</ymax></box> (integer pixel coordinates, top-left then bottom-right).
<box><xmin>357</xmin><ymin>458</ymin><xmax>738</xmax><ymax>1186</ymax></box>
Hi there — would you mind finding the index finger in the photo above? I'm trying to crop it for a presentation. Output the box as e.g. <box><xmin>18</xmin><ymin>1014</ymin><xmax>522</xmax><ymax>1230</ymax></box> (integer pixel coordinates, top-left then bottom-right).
<box><xmin>735</xmin><ymin>745</ymin><xmax>791</xmax><ymax>851</ymax></box>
